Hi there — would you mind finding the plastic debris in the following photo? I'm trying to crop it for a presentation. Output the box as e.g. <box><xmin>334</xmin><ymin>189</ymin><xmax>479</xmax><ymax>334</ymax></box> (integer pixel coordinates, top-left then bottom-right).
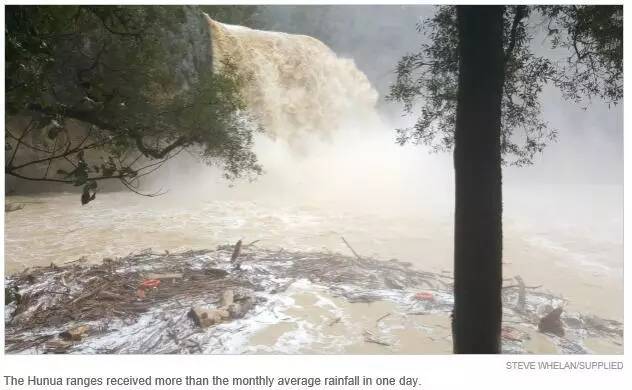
<box><xmin>414</xmin><ymin>292</ymin><xmax>434</xmax><ymax>301</ymax></box>
<box><xmin>140</xmin><ymin>279</ymin><xmax>161</xmax><ymax>289</ymax></box>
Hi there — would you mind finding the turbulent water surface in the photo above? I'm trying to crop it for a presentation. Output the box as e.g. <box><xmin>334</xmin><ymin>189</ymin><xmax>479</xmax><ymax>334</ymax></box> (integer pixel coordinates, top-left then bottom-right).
<box><xmin>5</xmin><ymin>186</ymin><xmax>623</xmax><ymax>322</ymax></box>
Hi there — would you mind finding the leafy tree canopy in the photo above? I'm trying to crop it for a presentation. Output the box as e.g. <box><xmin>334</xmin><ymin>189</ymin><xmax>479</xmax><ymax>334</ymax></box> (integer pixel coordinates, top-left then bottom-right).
<box><xmin>388</xmin><ymin>5</ymin><xmax>622</xmax><ymax>166</ymax></box>
<box><xmin>5</xmin><ymin>5</ymin><xmax>262</xmax><ymax>203</ymax></box>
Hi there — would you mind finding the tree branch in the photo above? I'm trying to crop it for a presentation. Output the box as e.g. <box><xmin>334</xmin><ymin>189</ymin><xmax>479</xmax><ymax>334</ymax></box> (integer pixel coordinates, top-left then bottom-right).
<box><xmin>120</xmin><ymin>178</ymin><xmax>167</xmax><ymax>197</ymax></box>
<box><xmin>505</xmin><ymin>6</ymin><xmax>528</xmax><ymax>64</ymax></box>
<box><xmin>7</xmin><ymin>119</ymin><xmax>36</xmax><ymax>168</ymax></box>
<box><xmin>6</xmin><ymin>130</ymin><xmax>51</xmax><ymax>154</ymax></box>
<box><xmin>26</xmin><ymin>104</ymin><xmax>195</xmax><ymax>161</ymax></box>
<box><xmin>10</xmin><ymin>141</ymin><xmax>102</xmax><ymax>171</ymax></box>
<box><xmin>43</xmin><ymin>136</ymin><xmax>59</xmax><ymax>179</ymax></box>
<box><xmin>5</xmin><ymin>170</ymin><xmax>125</xmax><ymax>184</ymax></box>
<box><xmin>132</xmin><ymin>132</ymin><xmax>189</xmax><ymax>159</ymax></box>
<box><xmin>89</xmin><ymin>7</ymin><xmax>145</xmax><ymax>38</ymax></box>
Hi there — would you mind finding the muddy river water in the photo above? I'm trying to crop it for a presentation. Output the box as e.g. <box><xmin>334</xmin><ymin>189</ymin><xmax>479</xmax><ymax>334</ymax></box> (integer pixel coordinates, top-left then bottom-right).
<box><xmin>4</xmin><ymin>182</ymin><xmax>623</xmax><ymax>354</ymax></box>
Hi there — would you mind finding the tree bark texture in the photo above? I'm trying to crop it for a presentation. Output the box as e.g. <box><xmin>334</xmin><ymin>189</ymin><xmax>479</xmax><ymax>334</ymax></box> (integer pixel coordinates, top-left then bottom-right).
<box><xmin>452</xmin><ymin>5</ymin><xmax>505</xmax><ymax>354</ymax></box>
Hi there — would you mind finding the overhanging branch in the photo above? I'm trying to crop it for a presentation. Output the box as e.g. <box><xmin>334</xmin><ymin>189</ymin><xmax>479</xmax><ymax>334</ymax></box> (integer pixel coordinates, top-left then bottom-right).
<box><xmin>25</xmin><ymin>103</ymin><xmax>196</xmax><ymax>160</ymax></box>
<box><xmin>505</xmin><ymin>6</ymin><xmax>528</xmax><ymax>64</ymax></box>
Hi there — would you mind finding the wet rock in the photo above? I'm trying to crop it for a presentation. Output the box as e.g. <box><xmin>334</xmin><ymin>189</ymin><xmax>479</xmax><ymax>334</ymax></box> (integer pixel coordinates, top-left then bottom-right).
<box><xmin>538</xmin><ymin>307</ymin><xmax>565</xmax><ymax>337</ymax></box>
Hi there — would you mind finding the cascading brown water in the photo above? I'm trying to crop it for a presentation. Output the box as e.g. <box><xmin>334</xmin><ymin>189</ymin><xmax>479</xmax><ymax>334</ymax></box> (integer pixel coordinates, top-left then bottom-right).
<box><xmin>206</xmin><ymin>16</ymin><xmax>379</xmax><ymax>141</ymax></box>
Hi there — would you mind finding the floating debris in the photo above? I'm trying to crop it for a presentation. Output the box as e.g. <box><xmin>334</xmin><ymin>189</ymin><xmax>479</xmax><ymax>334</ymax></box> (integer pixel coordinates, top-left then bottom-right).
<box><xmin>538</xmin><ymin>307</ymin><xmax>565</xmax><ymax>337</ymax></box>
<box><xmin>5</xmin><ymin>203</ymin><xmax>24</xmax><ymax>213</ymax></box>
<box><xmin>4</xmin><ymin>245</ymin><xmax>623</xmax><ymax>354</ymax></box>
<box><xmin>59</xmin><ymin>325</ymin><xmax>90</xmax><ymax>341</ymax></box>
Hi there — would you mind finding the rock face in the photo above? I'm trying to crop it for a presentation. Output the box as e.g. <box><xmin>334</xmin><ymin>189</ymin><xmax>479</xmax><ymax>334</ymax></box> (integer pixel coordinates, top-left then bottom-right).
<box><xmin>165</xmin><ymin>6</ymin><xmax>214</xmax><ymax>92</ymax></box>
<box><xmin>6</xmin><ymin>6</ymin><xmax>215</xmax><ymax>194</ymax></box>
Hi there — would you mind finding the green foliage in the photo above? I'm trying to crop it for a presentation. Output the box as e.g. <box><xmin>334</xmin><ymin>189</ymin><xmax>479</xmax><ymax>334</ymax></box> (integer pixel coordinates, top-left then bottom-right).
<box><xmin>5</xmin><ymin>5</ymin><xmax>262</xmax><ymax>203</ymax></box>
<box><xmin>538</xmin><ymin>5</ymin><xmax>622</xmax><ymax>103</ymax></box>
<box><xmin>387</xmin><ymin>6</ymin><xmax>459</xmax><ymax>154</ymax></box>
<box><xmin>388</xmin><ymin>5</ymin><xmax>622</xmax><ymax>166</ymax></box>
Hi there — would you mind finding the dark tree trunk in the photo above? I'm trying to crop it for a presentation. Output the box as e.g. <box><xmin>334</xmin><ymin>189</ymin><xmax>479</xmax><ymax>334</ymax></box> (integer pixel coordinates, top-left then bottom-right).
<box><xmin>452</xmin><ymin>6</ymin><xmax>505</xmax><ymax>354</ymax></box>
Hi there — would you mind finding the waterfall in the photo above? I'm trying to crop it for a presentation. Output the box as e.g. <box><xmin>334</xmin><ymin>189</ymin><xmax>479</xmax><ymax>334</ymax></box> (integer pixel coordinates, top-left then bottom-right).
<box><xmin>205</xmin><ymin>15</ymin><xmax>379</xmax><ymax>141</ymax></box>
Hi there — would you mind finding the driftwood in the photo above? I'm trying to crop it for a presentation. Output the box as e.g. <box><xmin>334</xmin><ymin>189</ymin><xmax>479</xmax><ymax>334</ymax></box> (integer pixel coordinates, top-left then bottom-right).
<box><xmin>376</xmin><ymin>313</ymin><xmax>392</xmax><ymax>324</ymax></box>
<box><xmin>188</xmin><ymin>289</ymin><xmax>254</xmax><ymax>328</ymax></box>
<box><xmin>6</xmin><ymin>246</ymin><xmax>450</xmax><ymax>353</ymax></box>
<box><xmin>245</xmin><ymin>239</ymin><xmax>261</xmax><ymax>248</ymax></box>
<box><xmin>71</xmin><ymin>282</ymin><xmax>110</xmax><ymax>305</ymax></box>
<box><xmin>363</xmin><ymin>330</ymin><xmax>391</xmax><ymax>346</ymax></box>
<box><xmin>59</xmin><ymin>325</ymin><xmax>90</xmax><ymax>341</ymax></box>
<box><xmin>98</xmin><ymin>291</ymin><xmax>127</xmax><ymax>301</ymax></box>
<box><xmin>44</xmin><ymin>339</ymin><xmax>72</xmax><ymax>354</ymax></box>
<box><xmin>230</xmin><ymin>240</ymin><xmax>243</xmax><ymax>263</ymax></box>
<box><xmin>221</xmin><ymin>290</ymin><xmax>234</xmax><ymax>306</ymax></box>
<box><xmin>226</xmin><ymin>296</ymin><xmax>254</xmax><ymax>319</ymax></box>
<box><xmin>63</xmin><ymin>256</ymin><xmax>88</xmax><ymax>265</ymax></box>
<box><xmin>4</xmin><ymin>246</ymin><xmax>622</xmax><ymax>354</ymax></box>
<box><xmin>328</xmin><ymin>317</ymin><xmax>342</xmax><ymax>326</ymax></box>
<box><xmin>515</xmin><ymin>275</ymin><xmax>526</xmax><ymax>313</ymax></box>
<box><xmin>188</xmin><ymin>306</ymin><xmax>230</xmax><ymax>328</ymax></box>
<box><xmin>341</xmin><ymin>236</ymin><xmax>362</xmax><ymax>260</ymax></box>
<box><xmin>5</xmin><ymin>203</ymin><xmax>24</xmax><ymax>213</ymax></box>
